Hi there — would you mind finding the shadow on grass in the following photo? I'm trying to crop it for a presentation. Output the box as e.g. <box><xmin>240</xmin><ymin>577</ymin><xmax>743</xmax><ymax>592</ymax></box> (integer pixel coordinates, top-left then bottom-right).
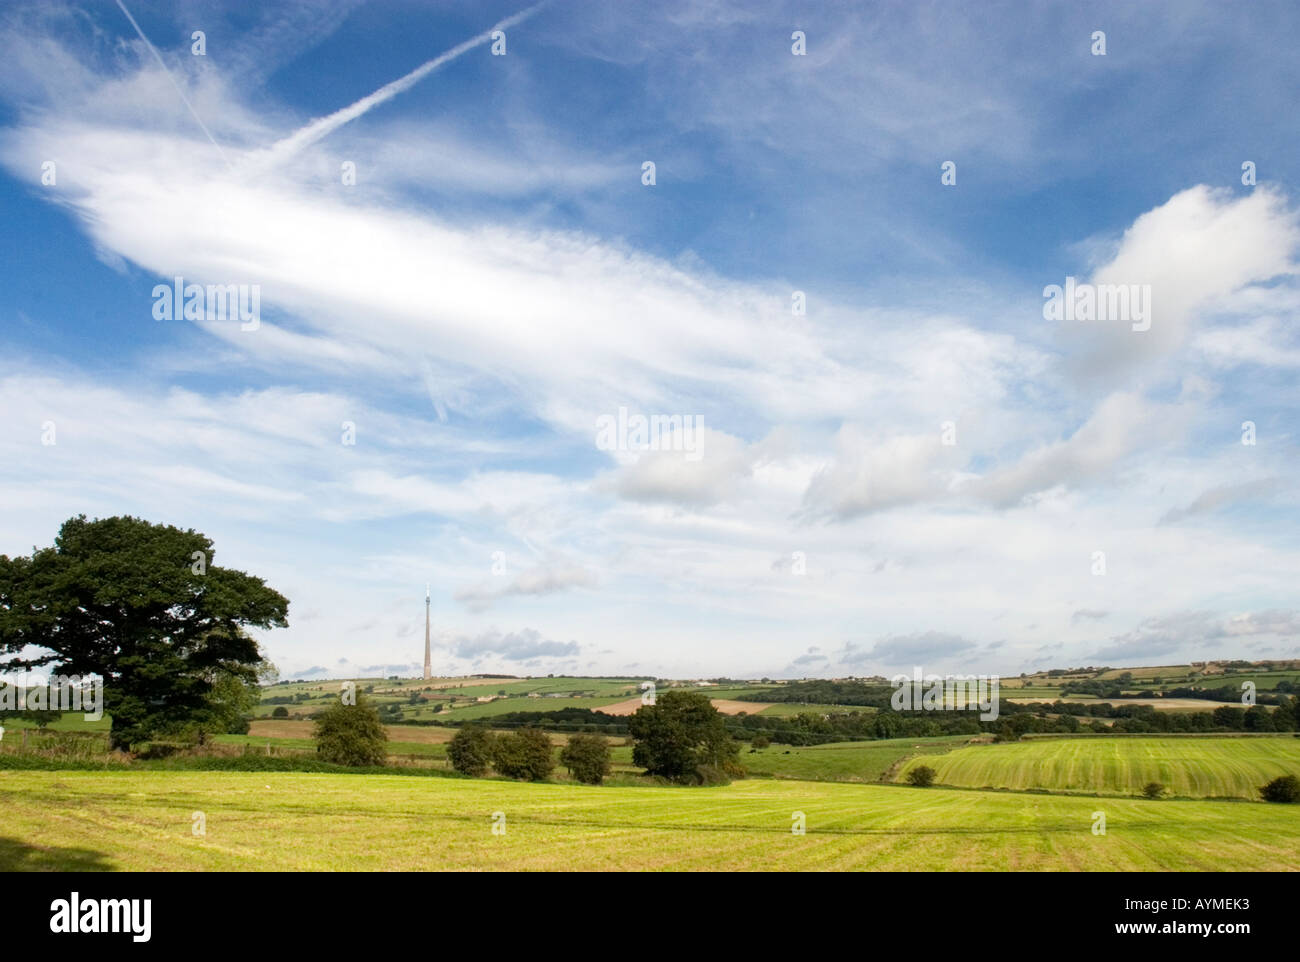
<box><xmin>0</xmin><ymin>836</ymin><xmax>114</xmax><ymax>871</ymax></box>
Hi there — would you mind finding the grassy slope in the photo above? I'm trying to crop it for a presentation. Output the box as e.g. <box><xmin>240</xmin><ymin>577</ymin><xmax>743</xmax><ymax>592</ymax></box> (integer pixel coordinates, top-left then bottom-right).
<box><xmin>1</xmin><ymin>769</ymin><xmax>1295</xmax><ymax>871</ymax></box>
<box><xmin>257</xmin><ymin>679</ymin><xmax>779</xmax><ymax>724</ymax></box>
<box><xmin>742</xmin><ymin>736</ymin><xmax>972</xmax><ymax>781</ymax></box>
<box><xmin>897</xmin><ymin>736</ymin><xmax>1300</xmax><ymax>798</ymax></box>
<box><xmin>436</xmin><ymin>696</ymin><xmax>627</xmax><ymax>721</ymax></box>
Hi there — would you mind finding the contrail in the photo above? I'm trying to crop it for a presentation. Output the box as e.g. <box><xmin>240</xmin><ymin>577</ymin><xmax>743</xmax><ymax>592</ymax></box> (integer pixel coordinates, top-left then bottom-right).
<box><xmin>251</xmin><ymin>2</ymin><xmax>547</xmax><ymax>171</ymax></box>
<box><xmin>115</xmin><ymin>0</ymin><xmax>231</xmax><ymax>168</ymax></box>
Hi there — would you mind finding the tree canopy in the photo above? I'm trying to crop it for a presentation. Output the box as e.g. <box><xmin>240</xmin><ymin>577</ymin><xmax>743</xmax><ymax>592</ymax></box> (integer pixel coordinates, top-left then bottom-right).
<box><xmin>627</xmin><ymin>689</ymin><xmax>740</xmax><ymax>781</ymax></box>
<box><xmin>313</xmin><ymin>695</ymin><xmax>388</xmax><ymax>766</ymax></box>
<box><xmin>491</xmin><ymin>727</ymin><xmax>555</xmax><ymax>781</ymax></box>
<box><xmin>447</xmin><ymin>724</ymin><xmax>494</xmax><ymax>776</ymax></box>
<box><xmin>559</xmin><ymin>732</ymin><xmax>612</xmax><ymax>784</ymax></box>
<box><xmin>0</xmin><ymin>515</ymin><xmax>288</xmax><ymax>749</ymax></box>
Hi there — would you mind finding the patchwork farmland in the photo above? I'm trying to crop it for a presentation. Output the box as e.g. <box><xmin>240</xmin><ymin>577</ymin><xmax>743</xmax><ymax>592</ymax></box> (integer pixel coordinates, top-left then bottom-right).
<box><xmin>3</xmin><ymin>662</ymin><xmax>1298</xmax><ymax>872</ymax></box>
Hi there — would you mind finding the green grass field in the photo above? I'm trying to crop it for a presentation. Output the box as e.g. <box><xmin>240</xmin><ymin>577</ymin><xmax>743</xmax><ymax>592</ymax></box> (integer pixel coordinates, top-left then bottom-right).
<box><xmin>897</xmin><ymin>736</ymin><xmax>1300</xmax><ymax>799</ymax></box>
<box><xmin>254</xmin><ymin>677</ymin><xmax>782</xmax><ymax>724</ymax></box>
<box><xmin>436</xmin><ymin>696</ymin><xmax>629</xmax><ymax>721</ymax></box>
<box><xmin>998</xmin><ymin>685</ymin><xmax>1065</xmax><ymax>699</ymax></box>
<box><xmin>1019</xmin><ymin>665</ymin><xmax>1300</xmax><ymax>693</ymax></box>
<box><xmin>254</xmin><ymin>676</ymin><xmax>648</xmax><ymax>720</ymax></box>
<box><xmin>0</xmin><ymin>714</ymin><xmax>108</xmax><ymax>732</ymax></box>
<box><xmin>742</xmin><ymin>736</ymin><xmax>971</xmax><ymax>781</ymax></box>
<box><xmin>1</xmin><ymin>768</ymin><xmax>1296</xmax><ymax>871</ymax></box>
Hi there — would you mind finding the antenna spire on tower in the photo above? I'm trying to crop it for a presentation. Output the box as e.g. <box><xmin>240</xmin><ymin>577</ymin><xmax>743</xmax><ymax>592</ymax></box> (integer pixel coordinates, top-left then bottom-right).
<box><xmin>423</xmin><ymin>584</ymin><xmax>432</xmax><ymax>681</ymax></box>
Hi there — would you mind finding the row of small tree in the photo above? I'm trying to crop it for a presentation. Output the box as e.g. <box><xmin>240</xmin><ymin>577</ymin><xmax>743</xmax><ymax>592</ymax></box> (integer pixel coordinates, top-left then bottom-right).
<box><xmin>308</xmin><ymin>697</ymin><xmax>614</xmax><ymax>782</ymax></box>
<box><xmin>448</xmin><ymin>725</ymin><xmax>612</xmax><ymax>784</ymax></box>
<box><xmin>313</xmin><ymin>689</ymin><xmax>744</xmax><ymax>786</ymax></box>
<box><xmin>444</xmin><ymin>690</ymin><xmax>745</xmax><ymax>785</ymax></box>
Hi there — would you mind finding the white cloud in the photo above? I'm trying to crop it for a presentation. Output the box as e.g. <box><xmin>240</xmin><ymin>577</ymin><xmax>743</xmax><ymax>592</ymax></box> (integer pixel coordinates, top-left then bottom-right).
<box><xmin>1158</xmin><ymin>478</ymin><xmax>1283</xmax><ymax>525</ymax></box>
<box><xmin>1091</xmin><ymin>610</ymin><xmax>1300</xmax><ymax>662</ymax></box>
<box><xmin>1064</xmin><ymin>186</ymin><xmax>1300</xmax><ymax>378</ymax></box>
<box><xmin>454</xmin><ymin>560</ymin><xmax>595</xmax><ymax>609</ymax></box>
<box><xmin>1195</xmin><ymin>315</ymin><xmax>1300</xmax><ymax>369</ymax></box>
<box><xmin>601</xmin><ymin>427</ymin><xmax>757</xmax><ymax>507</ymax></box>
<box><xmin>969</xmin><ymin>392</ymin><xmax>1175</xmax><ymax>508</ymax></box>
<box><xmin>1</xmin><ymin>14</ymin><xmax>1298</xmax><ymax>680</ymax></box>
<box><xmin>451</xmin><ymin>628</ymin><xmax>581</xmax><ymax>663</ymax></box>
<box><xmin>839</xmin><ymin>632</ymin><xmax>981</xmax><ymax>672</ymax></box>
<box><xmin>801</xmin><ymin>428</ymin><xmax>951</xmax><ymax>520</ymax></box>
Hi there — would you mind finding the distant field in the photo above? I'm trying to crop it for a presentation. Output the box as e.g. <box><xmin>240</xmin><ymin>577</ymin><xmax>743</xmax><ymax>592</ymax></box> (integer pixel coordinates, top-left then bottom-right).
<box><xmin>599</xmin><ymin>697</ymin><xmax>775</xmax><ymax>717</ymax></box>
<box><xmin>1176</xmin><ymin>671</ymin><xmax>1300</xmax><ymax>692</ymax></box>
<box><xmin>436</xmin><ymin>696</ymin><xmax>625</xmax><ymax>721</ymax></box>
<box><xmin>417</xmin><ymin>678</ymin><xmax>642</xmax><ymax>699</ymax></box>
<box><xmin>256</xmin><ymin>670</ymin><xmax>1299</xmax><ymax>724</ymax></box>
<box><xmin>256</xmin><ymin>676</ymin><xmax>651</xmax><ymax>721</ymax></box>
<box><xmin>1003</xmin><ymin>663</ymin><xmax>1300</xmax><ymax>700</ymax></box>
<box><xmin>0</xmin><ymin>714</ymin><xmax>108</xmax><ymax>733</ymax></box>
<box><xmin>246</xmin><ymin>720</ymin><xmax>453</xmax><ymax>743</ymax></box>
<box><xmin>757</xmin><ymin>702</ymin><xmax>877</xmax><ymax>717</ymax></box>
<box><xmin>1022</xmin><ymin>665</ymin><xmax>1299</xmax><ymax>691</ymax></box>
<box><xmin>997</xmin><ymin>686</ymin><xmax>1062</xmax><ymax>698</ymax></box>
<box><xmin>1094</xmin><ymin>665</ymin><xmax>1192</xmax><ymax>682</ymax></box>
<box><xmin>256</xmin><ymin>681</ymin><xmax>780</xmax><ymax>717</ymax></box>
<box><xmin>897</xmin><ymin>736</ymin><xmax>1300</xmax><ymax>799</ymax></box>
<box><xmin>1003</xmin><ymin>696</ymin><xmax>1231</xmax><ymax>711</ymax></box>
<box><xmin>596</xmin><ymin>697</ymin><xmax>651</xmax><ymax>716</ymax></box>
<box><xmin>2</xmin><ymin>769</ymin><xmax>1296</xmax><ymax>871</ymax></box>
<box><xmin>255</xmin><ymin>678</ymin><xmax>786</xmax><ymax>724</ymax></box>
<box><xmin>705</xmin><ymin>699</ymin><xmax>773</xmax><ymax>715</ymax></box>
<box><xmin>743</xmin><ymin>736</ymin><xmax>972</xmax><ymax>782</ymax></box>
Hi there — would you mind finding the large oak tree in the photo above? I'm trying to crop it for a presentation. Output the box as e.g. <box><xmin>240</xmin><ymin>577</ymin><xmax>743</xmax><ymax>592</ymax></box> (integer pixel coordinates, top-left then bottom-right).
<box><xmin>627</xmin><ymin>689</ymin><xmax>739</xmax><ymax>781</ymax></box>
<box><xmin>0</xmin><ymin>515</ymin><xmax>288</xmax><ymax>749</ymax></box>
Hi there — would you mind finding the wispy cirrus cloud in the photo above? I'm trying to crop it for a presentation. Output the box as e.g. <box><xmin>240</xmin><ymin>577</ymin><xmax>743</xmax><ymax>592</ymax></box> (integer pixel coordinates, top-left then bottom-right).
<box><xmin>454</xmin><ymin>560</ymin><xmax>595</xmax><ymax>610</ymax></box>
<box><xmin>1</xmin><ymin>2</ymin><xmax>1299</xmax><ymax>681</ymax></box>
<box><xmin>1159</xmin><ymin>477</ymin><xmax>1284</xmax><ymax>525</ymax></box>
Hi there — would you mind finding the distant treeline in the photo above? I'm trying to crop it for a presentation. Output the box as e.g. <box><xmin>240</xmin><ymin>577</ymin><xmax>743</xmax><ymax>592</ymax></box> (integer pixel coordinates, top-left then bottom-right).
<box><xmin>1014</xmin><ymin>699</ymin><xmax>1298</xmax><ymax>734</ymax></box>
<box><xmin>732</xmin><ymin>697</ymin><xmax>1300</xmax><ymax>744</ymax></box>
<box><xmin>381</xmin><ymin>695</ymin><xmax>1300</xmax><ymax>744</ymax></box>
<box><xmin>1060</xmin><ymin>677</ymin><xmax>1296</xmax><ymax>702</ymax></box>
<box><xmin>736</xmin><ymin>680</ymin><xmax>895</xmax><ymax>707</ymax></box>
<box><xmin>1157</xmin><ymin>685</ymin><xmax>1294</xmax><ymax>703</ymax></box>
<box><xmin>1059</xmin><ymin>677</ymin><xmax>1131</xmax><ymax>699</ymax></box>
<box><xmin>747</xmin><ymin>677</ymin><xmax>1299</xmax><ymax>711</ymax></box>
<box><xmin>442</xmin><ymin>707</ymin><xmax>628</xmax><ymax>734</ymax></box>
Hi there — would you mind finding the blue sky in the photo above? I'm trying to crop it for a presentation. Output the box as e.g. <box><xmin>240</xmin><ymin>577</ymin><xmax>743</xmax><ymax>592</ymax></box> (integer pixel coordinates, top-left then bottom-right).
<box><xmin>1</xmin><ymin>0</ymin><xmax>1298</xmax><ymax>680</ymax></box>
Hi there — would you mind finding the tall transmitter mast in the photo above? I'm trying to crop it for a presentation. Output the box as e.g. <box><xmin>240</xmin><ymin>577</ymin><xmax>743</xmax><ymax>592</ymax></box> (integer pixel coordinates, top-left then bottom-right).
<box><xmin>423</xmin><ymin>584</ymin><xmax>432</xmax><ymax>681</ymax></box>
